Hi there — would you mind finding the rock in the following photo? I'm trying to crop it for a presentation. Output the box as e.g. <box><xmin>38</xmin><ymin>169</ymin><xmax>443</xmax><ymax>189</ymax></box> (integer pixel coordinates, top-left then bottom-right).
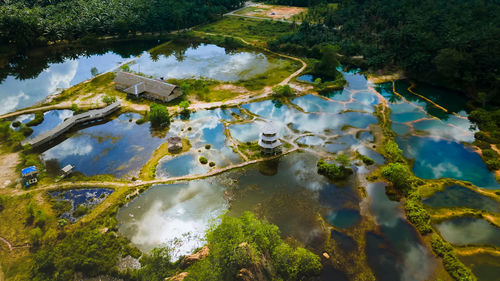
<box><xmin>180</xmin><ymin>246</ymin><xmax>209</xmax><ymax>269</ymax></box>
<box><xmin>165</xmin><ymin>272</ymin><xmax>188</xmax><ymax>281</ymax></box>
<box><xmin>322</xmin><ymin>252</ymin><xmax>330</xmax><ymax>259</ymax></box>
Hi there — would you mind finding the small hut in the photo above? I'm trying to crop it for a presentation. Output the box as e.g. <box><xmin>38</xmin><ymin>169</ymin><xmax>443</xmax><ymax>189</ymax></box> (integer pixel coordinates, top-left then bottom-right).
<box><xmin>168</xmin><ymin>137</ymin><xmax>183</xmax><ymax>153</ymax></box>
<box><xmin>258</xmin><ymin>122</ymin><xmax>282</xmax><ymax>155</ymax></box>
<box><xmin>21</xmin><ymin>166</ymin><xmax>38</xmax><ymax>187</ymax></box>
<box><xmin>61</xmin><ymin>164</ymin><xmax>74</xmax><ymax>178</ymax></box>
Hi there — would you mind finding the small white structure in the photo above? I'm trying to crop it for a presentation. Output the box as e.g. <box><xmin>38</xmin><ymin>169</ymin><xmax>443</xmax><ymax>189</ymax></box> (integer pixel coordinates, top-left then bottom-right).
<box><xmin>61</xmin><ymin>164</ymin><xmax>74</xmax><ymax>178</ymax></box>
<box><xmin>258</xmin><ymin>122</ymin><xmax>282</xmax><ymax>155</ymax></box>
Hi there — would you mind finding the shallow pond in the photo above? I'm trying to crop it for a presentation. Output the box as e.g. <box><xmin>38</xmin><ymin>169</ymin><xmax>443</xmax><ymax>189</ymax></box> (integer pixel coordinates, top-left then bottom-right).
<box><xmin>435</xmin><ymin>217</ymin><xmax>500</xmax><ymax>247</ymax></box>
<box><xmin>397</xmin><ymin>136</ymin><xmax>500</xmax><ymax>189</ymax></box>
<box><xmin>51</xmin><ymin>188</ymin><xmax>113</xmax><ymax>222</ymax></box>
<box><xmin>42</xmin><ymin>113</ymin><xmax>164</xmax><ymax>178</ymax></box>
<box><xmin>22</xmin><ymin>109</ymin><xmax>74</xmax><ymax>137</ymax></box>
<box><xmin>423</xmin><ymin>185</ymin><xmax>500</xmax><ymax>213</ymax></box>
<box><xmin>129</xmin><ymin>40</ymin><xmax>292</xmax><ymax>82</ymax></box>
<box><xmin>458</xmin><ymin>253</ymin><xmax>500</xmax><ymax>281</ymax></box>
<box><xmin>117</xmin><ymin>180</ymin><xmax>227</xmax><ymax>260</ymax></box>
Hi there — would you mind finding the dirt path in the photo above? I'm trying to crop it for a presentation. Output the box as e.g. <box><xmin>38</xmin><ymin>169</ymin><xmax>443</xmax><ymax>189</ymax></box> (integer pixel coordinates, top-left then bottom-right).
<box><xmin>0</xmin><ymin>102</ymin><xmax>72</xmax><ymax>120</ymax></box>
<box><xmin>0</xmin><ymin>237</ymin><xmax>13</xmax><ymax>251</ymax></box>
<box><xmin>9</xmin><ymin>147</ymin><xmax>299</xmax><ymax>198</ymax></box>
<box><xmin>0</xmin><ymin>150</ymin><xmax>20</xmax><ymax>188</ymax></box>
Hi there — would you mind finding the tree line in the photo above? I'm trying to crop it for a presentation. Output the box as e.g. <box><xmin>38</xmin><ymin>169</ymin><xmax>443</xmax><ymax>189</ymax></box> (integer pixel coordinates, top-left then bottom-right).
<box><xmin>268</xmin><ymin>0</ymin><xmax>500</xmax><ymax>101</ymax></box>
<box><xmin>0</xmin><ymin>0</ymin><xmax>245</xmax><ymax>50</ymax></box>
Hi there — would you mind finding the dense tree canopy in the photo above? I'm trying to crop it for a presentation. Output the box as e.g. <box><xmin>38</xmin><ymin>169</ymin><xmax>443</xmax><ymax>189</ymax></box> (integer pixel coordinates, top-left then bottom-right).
<box><xmin>0</xmin><ymin>0</ymin><xmax>245</xmax><ymax>50</ymax></box>
<box><xmin>270</xmin><ymin>0</ymin><xmax>500</xmax><ymax>100</ymax></box>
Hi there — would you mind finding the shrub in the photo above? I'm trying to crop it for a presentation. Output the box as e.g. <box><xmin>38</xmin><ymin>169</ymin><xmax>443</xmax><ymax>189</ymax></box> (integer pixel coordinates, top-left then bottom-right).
<box><xmin>90</xmin><ymin>67</ymin><xmax>99</xmax><ymax>76</ymax></box>
<box><xmin>336</xmin><ymin>153</ymin><xmax>351</xmax><ymax>167</ymax></box>
<box><xmin>199</xmin><ymin>156</ymin><xmax>208</xmax><ymax>165</ymax></box>
<box><xmin>186</xmin><ymin>212</ymin><xmax>321</xmax><ymax>281</ymax></box>
<box><xmin>149</xmin><ymin>103</ymin><xmax>170</xmax><ymax>127</ymax></box>
<box><xmin>52</xmin><ymin>200</ymin><xmax>72</xmax><ymax>217</ymax></box>
<box><xmin>209</xmin><ymin>161</ymin><xmax>215</xmax><ymax>167</ymax></box>
<box><xmin>271</xmin><ymin>85</ymin><xmax>293</xmax><ymax>98</ymax></box>
<box><xmin>317</xmin><ymin>159</ymin><xmax>352</xmax><ymax>180</ymax></box>
<box><xmin>26</xmin><ymin>112</ymin><xmax>44</xmax><ymax>127</ymax></box>
<box><xmin>102</xmin><ymin>95</ymin><xmax>117</xmax><ymax>105</ymax></box>
<box><xmin>179</xmin><ymin>100</ymin><xmax>191</xmax><ymax>119</ymax></box>
<box><xmin>19</xmin><ymin>125</ymin><xmax>33</xmax><ymax>137</ymax></box>
<box><xmin>120</xmin><ymin>64</ymin><xmax>130</xmax><ymax>72</ymax></box>
<box><xmin>381</xmin><ymin>163</ymin><xmax>413</xmax><ymax>194</ymax></box>
<box><xmin>205</xmin><ymin>144</ymin><xmax>211</xmax><ymax>149</ymax></box>
<box><xmin>74</xmin><ymin>205</ymin><xmax>90</xmax><ymax>217</ymax></box>
<box><xmin>384</xmin><ymin>140</ymin><xmax>405</xmax><ymax>163</ymax></box>
<box><xmin>404</xmin><ymin>194</ymin><xmax>432</xmax><ymax>234</ymax></box>
<box><xmin>357</xmin><ymin>152</ymin><xmax>375</xmax><ymax>165</ymax></box>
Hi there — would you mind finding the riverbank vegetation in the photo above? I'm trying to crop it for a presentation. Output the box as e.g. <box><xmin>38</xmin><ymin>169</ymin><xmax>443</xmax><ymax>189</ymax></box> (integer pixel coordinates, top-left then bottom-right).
<box><xmin>374</xmin><ymin>105</ymin><xmax>476</xmax><ymax>280</ymax></box>
<box><xmin>469</xmin><ymin>107</ymin><xmax>500</xmax><ymax>172</ymax></box>
<box><xmin>317</xmin><ymin>156</ymin><xmax>352</xmax><ymax>180</ymax></box>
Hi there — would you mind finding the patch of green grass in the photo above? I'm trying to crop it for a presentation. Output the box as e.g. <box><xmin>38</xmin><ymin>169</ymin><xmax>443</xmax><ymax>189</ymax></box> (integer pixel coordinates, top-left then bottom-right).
<box><xmin>195</xmin><ymin>17</ymin><xmax>295</xmax><ymax>45</ymax></box>
<box><xmin>235</xmin><ymin>58</ymin><xmax>301</xmax><ymax>91</ymax></box>
<box><xmin>238</xmin><ymin>141</ymin><xmax>262</xmax><ymax>160</ymax></box>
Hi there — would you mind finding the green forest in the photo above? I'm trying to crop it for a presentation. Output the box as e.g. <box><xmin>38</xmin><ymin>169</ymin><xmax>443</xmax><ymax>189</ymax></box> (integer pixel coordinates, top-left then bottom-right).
<box><xmin>268</xmin><ymin>0</ymin><xmax>500</xmax><ymax>102</ymax></box>
<box><xmin>0</xmin><ymin>0</ymin><xmax>245</xmax><ymax>50</ymax></box>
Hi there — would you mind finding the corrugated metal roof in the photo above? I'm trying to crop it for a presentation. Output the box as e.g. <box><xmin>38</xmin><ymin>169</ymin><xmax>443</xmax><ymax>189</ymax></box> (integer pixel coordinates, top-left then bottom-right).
<box><xmin>115</xmin><ymin>72</ymin><xmax>177</xmax><ymax>97</ymax></box>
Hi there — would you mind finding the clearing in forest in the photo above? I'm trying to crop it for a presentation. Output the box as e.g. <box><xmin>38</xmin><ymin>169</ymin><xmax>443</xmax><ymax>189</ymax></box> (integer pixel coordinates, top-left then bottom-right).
<box><xmin>234</xmin><ymin>4</ymin><xmax>307</xmax><ymax>20</ymax></box>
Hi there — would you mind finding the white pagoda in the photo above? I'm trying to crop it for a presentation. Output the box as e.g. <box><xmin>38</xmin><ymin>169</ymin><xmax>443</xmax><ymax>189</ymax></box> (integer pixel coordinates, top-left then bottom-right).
<box><xmin>259</xmin><ymin>122</ymin><xmax>282</xmax><ymax>155</ymax></box>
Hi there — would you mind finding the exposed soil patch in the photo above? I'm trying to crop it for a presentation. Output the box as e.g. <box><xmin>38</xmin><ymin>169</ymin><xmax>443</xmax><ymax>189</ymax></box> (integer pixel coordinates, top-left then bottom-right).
<box><xmin>238</xmin><ymin>4</ymin><xmax>306</xmax><ymax>20</ymax></box>
<box><xmin>0</xmin><ymin>150</ymin><xmax>20</xmax><ymax>188</ymax></box>
<box><xmin>213</xmin><ymin>84</ymin><xmax>249</xmax><ymax>94</ymax></box>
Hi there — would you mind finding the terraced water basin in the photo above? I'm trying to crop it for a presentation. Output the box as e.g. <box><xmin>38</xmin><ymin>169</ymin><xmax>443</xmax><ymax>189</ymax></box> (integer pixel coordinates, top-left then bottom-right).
<box><xmin>458</xmin><ymin>253</ymin><xmax>500</xmax><ymax>281</ymax></box>
<box><xmin>435</xmin><ymin>217</ymin><xmax>500</xmax><ymax>247</ymax></box>
<box><xmin>423</xmin><ymin>185</ymin><xmax>500</xmax><ymax>213</ymax></box>
<box><xmin>397</xmin><ymin>136</ymin><xmax>500</xmax><ymax>189</ymax></box>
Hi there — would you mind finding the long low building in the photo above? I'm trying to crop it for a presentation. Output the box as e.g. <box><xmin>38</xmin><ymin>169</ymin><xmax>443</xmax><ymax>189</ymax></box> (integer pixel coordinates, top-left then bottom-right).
<box><xmin>21</xmin><ymin>101</ymin><xmax>121</xmax><ymax>149</ymax></box>
<box><xmin>114</xmin><ymin>72</ymin><xmax>182</xmax><ymax>102</ymax></box>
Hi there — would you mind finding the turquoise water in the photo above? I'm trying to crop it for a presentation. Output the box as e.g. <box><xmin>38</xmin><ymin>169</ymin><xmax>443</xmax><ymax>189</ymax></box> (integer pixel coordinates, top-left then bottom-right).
<box><xmin>291</xmin><ymin>94</ymin><xmax>344</xmax><ymax>114</ymax></box>
<box><xmin>397</xmin><ymin>136</ymin><xmax>500</xmax><ymax>189</ymax></box>
<box><xmin>296</xmin><ymin>74</ymin><xmax>334</xmax><ymax>83</ymax></box>
<box><xmin>423</xmin><ymin>185</ymin><xmax>500</xmax><ymax>213</ymax></box>
<box><xmin>435</xmin><ymin>217</ymin><xmax>500</xmax><ymax>247</ymax></box>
